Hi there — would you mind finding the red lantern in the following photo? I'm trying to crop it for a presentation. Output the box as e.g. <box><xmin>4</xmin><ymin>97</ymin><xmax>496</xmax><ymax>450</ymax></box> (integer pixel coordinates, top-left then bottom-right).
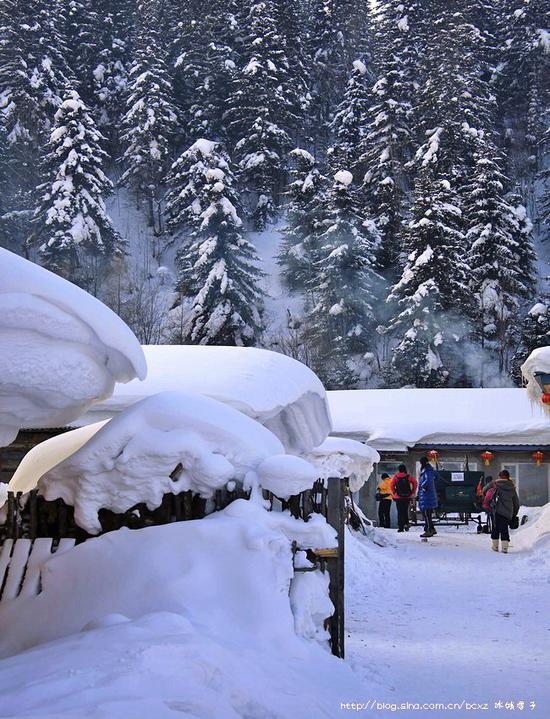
<box><xmin>532</xmin><ymin>450</ymin><xmax>544</xmax><ymax>466</ymax></box>
<box><xmin>542</xmin><ymin>393</ymin><xmax>550</xmax><ymax>405</ymax></box>
<box><xmin>427</xmin><ymin>449</ymin><xmax>439</xmax><ymax>464</ymax></box>
<box><xmin>481</xmin><ymin>450</ymin><xmax>495</xmax><ymax>466</ymax></box>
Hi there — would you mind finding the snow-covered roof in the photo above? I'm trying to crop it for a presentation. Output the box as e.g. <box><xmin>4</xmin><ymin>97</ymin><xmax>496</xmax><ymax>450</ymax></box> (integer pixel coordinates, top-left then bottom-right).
<box><xmin>521</xmin><ymin>347</ymin><xmax>550</xmax><ymax>412</ymax></box>
<box><xmin>75</xmin><ymin>345</ymin><xmax>331</xmax><ymax>452</ymax></box>
<box><xmin>0</xmin><ymin>249</ymin><xmax>146</xmax><ymax>447</ymax></box>
<box><xmin>37</xmin><ymin>391</ymin><xmax>318</xmax><ymax>533</ymax></box>
<box><xmin>301</xmin><ymin>437</ymin><xmax>380</xmax><ymax>492</ymax></box>
<box><xmin>327</xmin><ymin>388</ymin><xmax>550</xmax><ymax>451</ymax></box>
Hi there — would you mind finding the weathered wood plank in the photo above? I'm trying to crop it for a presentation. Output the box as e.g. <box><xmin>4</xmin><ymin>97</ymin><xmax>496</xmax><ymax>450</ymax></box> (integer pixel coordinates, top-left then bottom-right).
<box><xmin>19</xmin><ymin>538</ymin><xmax>54</xmax><ymax>598</ymax></box>
<box><xmin>326</xmin><ymin>477</ymin><xmax>345</xmax><ymax>659</ymax></box>
<box><xmin>2</xmin><ymin>538</ymin><xmax>32</xmax><ymax>601</ymax></box>
<box><xmin>0</xmin><ymin>539</ymin><xmax>14</xmax><ymax>598</ymax></box>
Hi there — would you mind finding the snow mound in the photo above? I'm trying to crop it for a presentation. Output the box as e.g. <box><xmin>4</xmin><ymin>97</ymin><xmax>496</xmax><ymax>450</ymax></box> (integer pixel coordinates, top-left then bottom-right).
<box><xmin>76</xmin><ymin>345</ymin><xmax>331</xmax><ymax>452</ymax></box>
<box><xmin>0</xmin><ymin>499</ymin><xmax>335</xmax><ymax>659</ymax></box>
<box><xmin>38</xmin><ymin>391</ymin><xmax>320</xmax><ymax>534</ymax></box>
<box><xmin>9</xmin><ymin>421</ymin><xmax>110</xmax><ymax>495</ymax></box>
<box><xmin>512</xmin><ymin>502</ymin><xmax>550</xmax><ymax>552</ymax></box>
<box><xmin>301</xmin><ymin>437</ymin><xmax>380</xmax><ymax>491</ymax></box>
<box><xmin>521</xmin><ymin>347</ymin><xmax>550</xmax><ymax>412</ymax></box>
<box><xmin>0</xmin><ymin>249</ymin><xmax>146</xmax><ymax>447</ymax></box>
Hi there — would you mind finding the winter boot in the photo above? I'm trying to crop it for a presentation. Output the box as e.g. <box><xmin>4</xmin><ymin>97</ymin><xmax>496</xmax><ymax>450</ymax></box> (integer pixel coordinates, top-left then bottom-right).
<box><xmin>501</xmin><ymin>541</ymin><xmax>509</xmax><ymax>554</ymax></box>
<box><xmin>491</xmin><ymin>539</ymin><xmax>499</xmax><ymax>552</ymax></box>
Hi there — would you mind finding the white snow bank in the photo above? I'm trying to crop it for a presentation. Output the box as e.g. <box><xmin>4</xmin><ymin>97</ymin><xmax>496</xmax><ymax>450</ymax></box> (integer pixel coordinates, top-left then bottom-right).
<box><xmin>521</xmin><ymin>346</ymin><xmax>550</xmax><ymax>412</ymax></box>
<box><xmin>38</xmin><ymin>391</ymin><xmax>319</xmax><ymax>533</ymax></box>
<box><xmin>328</xmin><ymin>388</ymin><xmax>550</xmax><ymax>450</ymax></box>
<box><xmin>76</xmin><ymin>344</ymin><xmax>331</xmax><ymax>452</ymax></box>
<box><xmin>511</xmin><ymin>502</ymin><xmax>550</xmax><ymax>552</ymax></box>
<box><xmin>0</xmin><ymin>499</ymin><xmax>335</xmax><ymax>659</ymax></box>
<box><xmin>0</xmin><ymin>249</ymin><xmax>146</xmax><ymax>447</ymax></box>
<box><xmin>9</xmin><ymin>421</ymin><xmax>109</xmax><ymax>495</ymax></box>
<box><xmin>301</xmin><ymin>437</ymin><xmax>380</xmax><ymax>492</ymax></box>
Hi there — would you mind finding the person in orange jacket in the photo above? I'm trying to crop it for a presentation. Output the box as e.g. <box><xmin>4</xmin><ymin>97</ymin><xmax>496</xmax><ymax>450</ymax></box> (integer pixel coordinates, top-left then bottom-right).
<box><xmin>390</xmin><ymin>464</ymin><xmax>418</xmax><ymax>532</ymax></box>
<box><xmin>376</xmin><ymin>473</ymin><xmax>393</xmax><ymax>528</ymax></box>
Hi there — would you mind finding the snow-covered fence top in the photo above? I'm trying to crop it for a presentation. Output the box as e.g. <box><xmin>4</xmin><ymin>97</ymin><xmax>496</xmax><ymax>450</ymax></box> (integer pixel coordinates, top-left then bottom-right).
<box><xmin>521</xmin><ymin>347</ymin><xmax>550</xmax><ymax>412</ymax></box>
<box><xmin>0</xmin><ymin>249</ymin><xmax>146</xmax><ymax>447</ymax></box>
<box><xmin>328</xmin><ymin>388</ymin><xmax>550</xmax><ymax>451</ymax></box>
<box><xmin>26</xmin><ymin>391</ymin><xmax>318</xmax><ymax>534</ymax></box>
<box><xmin>301</xmin><ymin>437</ymin><xmax>380</xmax><ymax>492</ymax></box>
<box><xmin>75</xmin><ymin>345</ymin><xmax>331</xmax><ymax>453</ymax></box>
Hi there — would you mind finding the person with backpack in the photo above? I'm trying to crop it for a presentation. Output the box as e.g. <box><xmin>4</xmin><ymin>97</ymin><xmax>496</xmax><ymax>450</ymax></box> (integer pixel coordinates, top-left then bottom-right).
<box><xmin>482</xmin><ymin>470</ymin><xmax>520</xmax><ymax>553</ymax></box>
<box><xmin>390</xmin><ymin>465</ymin><xmax>417</xmax><ymax>532</ymax></box>
<box><xmin>376</xmin><ymin>473</ymin><xmax>393</xmax><ymax>528</ymax></box>
<box><xmin>418</xmin><ymin>456</ymin><xmax>439</xmax><ymax>538</ymax></box>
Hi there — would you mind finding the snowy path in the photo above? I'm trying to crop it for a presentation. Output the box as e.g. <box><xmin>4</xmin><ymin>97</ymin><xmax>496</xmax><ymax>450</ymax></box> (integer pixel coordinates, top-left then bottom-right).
<box><xmin>345</xmin><ymin>524</ymin><xmax>550</xmax><ymax>718</ymax></box>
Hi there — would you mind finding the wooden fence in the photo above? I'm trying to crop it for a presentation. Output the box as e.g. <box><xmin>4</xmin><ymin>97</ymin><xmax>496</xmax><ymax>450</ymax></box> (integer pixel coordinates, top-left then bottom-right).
<box><xmin>1</xmin><ymin>478</ymin><xmax>345</xmax><ymax>657</ymax></box>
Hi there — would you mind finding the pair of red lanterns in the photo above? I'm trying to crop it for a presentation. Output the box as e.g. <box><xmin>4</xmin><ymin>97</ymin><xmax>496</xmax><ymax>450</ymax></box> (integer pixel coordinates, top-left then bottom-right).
<box><xmin>426</xmin><ymin>449</ymin><xmax>545</xmax><ymax>467</ymax></box>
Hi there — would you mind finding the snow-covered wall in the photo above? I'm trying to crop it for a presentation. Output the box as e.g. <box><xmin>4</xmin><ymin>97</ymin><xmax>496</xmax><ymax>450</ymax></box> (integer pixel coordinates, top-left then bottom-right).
<box><xmin>0</xmin><ymin>249</ymin><xmax>146</xmax><ymax>447</ymax></box>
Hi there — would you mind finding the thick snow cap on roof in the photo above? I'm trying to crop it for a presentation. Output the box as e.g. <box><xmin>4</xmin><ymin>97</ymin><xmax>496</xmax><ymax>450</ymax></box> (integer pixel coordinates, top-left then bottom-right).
<box><xmin>521</xmin><ymin>347</ymin><xmax>550</xmax><ymax>412</ymax></box>
<box><xmin>328</xmin><ymin>388</ymin><xmax>550</xmax><ymax>451</ymax></box>
<box><xmin>0</xmin><ymin>249</ymin><xmax>146</xmax><ymax>447</ymax></box>
<box><xmin>302</xmin><ymin>437</ymin><xmax>380</xmax><ymax>492</ymax></box>
<box><xmin>77</xmin><ymin>345</ymin><xmax>331</xmax><ymax>452</ymax></box>
<box><xmin>38</xmin><ymin>391</ymin><xmax>318</xmax><ymax>533</ymax></box>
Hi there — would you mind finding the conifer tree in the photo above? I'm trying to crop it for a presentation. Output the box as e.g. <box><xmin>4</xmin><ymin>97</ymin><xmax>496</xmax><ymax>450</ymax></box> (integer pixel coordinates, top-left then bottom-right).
<box><xmin>166</xmin><ymin>139</ymin><xmax>265</xmax><ymax>346</ymax></box>
<box><xmin>307</xmin><ymin>170</ymin><xmax>380</xmax><ymax>388</ymax></box>
<box><xmin>359</xmin><ymin>0</ymin><xmax>417</xmax><ymax>271</ymax></box>
<box><xmin>225</xmin><ymin>0</ymin><xmax>296</xmax><ymax>229</ymax></box>
<box><xmin>511</xmin><ymin>302</ymin><xmax>550</xmax><ymax>382</ymax></box>
<box><xmin>465</xmin><ymin>157</ymin><xmax>536</xmax><ymax>376</ymax></box>
<box><xmin>386</xmin><ymin>169</ymin><xmax>470</xmax><ymax>387</ymax></box>
<box><xmin>330</xmin><ymin>59</ymin><xmax>371</xmax><ymax>172</ymax></box>
<box><xmin>120</xmin><ymin>0</ymin><xmax>178</xmax><ymax>232</ymax></box>
<box><xmin>278</xmin><ymin>148</ymin><xmax>327</xmax><ymax>293</ymax></box>
<box><xmin>29</xmin><ymin>91</ymin><xmax>122</xmax><ymax>292</ymax></box>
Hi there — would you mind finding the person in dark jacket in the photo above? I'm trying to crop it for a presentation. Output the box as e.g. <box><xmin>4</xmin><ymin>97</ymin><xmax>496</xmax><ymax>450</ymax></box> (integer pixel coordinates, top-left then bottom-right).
<box><xmin>418</xmin><ymin>457</ymin><xmax>439</xmax><ymax>538</ymax></box>
<box><xmin>390</xmin><ymin>465</ymin><xmax>418</xmax><ymax>532</ymax></box>
<box><xmin>376</xmin><ymin>473</ymin><xmax>393</xmax><ymax>528</ymax></box>
<box><xmin>482</xmin><ymin>470</ymin><xmax>520</xmax><ymax>553</ymax></box>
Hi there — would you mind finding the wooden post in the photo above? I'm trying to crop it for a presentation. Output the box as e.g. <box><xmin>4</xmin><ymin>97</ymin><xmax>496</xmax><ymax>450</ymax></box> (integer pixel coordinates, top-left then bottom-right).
<box><xmin>326</xmin><ymin>477</ymin><xmax>345</xmax><ymax>659</ymax></box>
<box><xmin>29</xmin><ymin>490</ymin><xmax>38</xmax><ymax>540</ymax></box>
<box><xmin>6</xmin><ymin>492</ymin><xmax>14</xmax><ymax>539</ymax></box>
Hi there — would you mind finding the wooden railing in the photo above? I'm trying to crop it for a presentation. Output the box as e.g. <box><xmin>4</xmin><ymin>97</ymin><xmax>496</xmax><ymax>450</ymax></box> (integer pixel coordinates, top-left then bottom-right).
<box><xmin>1</xmin><ymin>478</ymin><xmax>345</xmax><ymax>657</ymax></box>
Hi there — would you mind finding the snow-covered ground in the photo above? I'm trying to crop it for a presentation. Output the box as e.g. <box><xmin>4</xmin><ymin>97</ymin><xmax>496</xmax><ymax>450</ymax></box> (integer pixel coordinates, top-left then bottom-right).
<box><xmin>346</xmin><ymin>512</ymin><xmax>550</xmax><ymax>717</ymax></box>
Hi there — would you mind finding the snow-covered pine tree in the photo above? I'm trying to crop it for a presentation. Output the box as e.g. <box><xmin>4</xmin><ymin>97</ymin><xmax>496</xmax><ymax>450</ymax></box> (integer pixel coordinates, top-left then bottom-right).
<box><xmin>91</xmin><ymin>0</ymin><xmax>137</xmax><ymax>150</ymax></box>
<box><xmin>28</xmin><ymin>91</ymin><xmax>123</xmax><ymax>292</ymax></box>
<box><xmin>278</xmin><ymin>148</ymin><xmax>327</xmax><ymax>293</ymax></box>
<box><xmin>330</xmin><ymin>59</ymin><xmax>371</xmax><ymax>172</ymax></box>
<box><xmin>359</xmin><ymin>0</ymin><xmax>417</xmax><ymax>272</ymax></box>
<box><xmin>385</xmin><ymin>168</ymin><xmax>470</xmax><ymax>388</ymax></box>
<box><xmin>170</xmin><ymin>0</ymin><xmax>240</xmax><ymax>142</ymax></box>
<box><xmin>412</xmin><ymin>3</ymin><xmax>497</xmax><ymax>186</ymax></box>
<box><xmin>495</xmin><ymin>0</ymin><xmax>549</xmax><ymax>180</ymax></box>
<box><xmin>63</xmin><ymin>0</ymin><xmax>100</xmax><ymax>104</ymax></box>
<box><xmin>511</xmin><ymin>301</ymin><xmax>550</xmax><ymax>382</ymax></box>
<box><xmin>465</xmin><ymin>156</ymin><xmax>536</xmax><ymax>377</ymax></box>
<box><xmin>225</xmin><ymin>0</ymin><xmax>296</xmax><ymax>229</ymax></box>
<box><xmin>0</xmin><ymin>0</ymin><xmax>73</xmax><ymax>246</ymax></box>
<box><xmin>120</xmin><ymin>0</ymin><xmax>178</xmax><ymax>233</ymax></box>
<box><xmin>166</xmin><ymin>139</ymin><xmax>265</xmax><ymax>346</ymax></box>
<box><xmin>307</xmin><ymin>169</ymin><xmax>380</xmax><ymax>389</ymax></box>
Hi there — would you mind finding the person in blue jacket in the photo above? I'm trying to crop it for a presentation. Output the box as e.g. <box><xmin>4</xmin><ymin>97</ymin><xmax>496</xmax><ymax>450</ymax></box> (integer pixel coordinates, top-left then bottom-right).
<box><xmin>418</xmin><ymin>456</ymin><xmax>439</xmax><ymax>538</ymax></box>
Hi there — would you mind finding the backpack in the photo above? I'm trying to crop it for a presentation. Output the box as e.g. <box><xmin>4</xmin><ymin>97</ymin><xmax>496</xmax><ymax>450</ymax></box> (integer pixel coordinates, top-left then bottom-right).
<box><xmin>395</xmin><ymin>475</ymin><xmax>412</xmax><ymax>498</ymax></box>
<box><xmin>482</xmin><ymin>482</ymin><xmax>498</xmax><ymax>513</ymax></box>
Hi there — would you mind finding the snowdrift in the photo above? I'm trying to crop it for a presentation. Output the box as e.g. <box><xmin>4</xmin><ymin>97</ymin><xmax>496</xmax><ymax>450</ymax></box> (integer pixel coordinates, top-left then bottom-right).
<box><xmin>0</xmin><ymin>249</ymin><xmax>146</xmax><ymax>447</ymax></box>
<box><xmin>0</xmin><ymin>500</ymin><xmax>362</xmax><ymax>719</ymax></box>
<box><xmin>301</xmin><ymin>436</ymin><xmax>379</xmax><ymax>491</ymax></box>
<box><xmin>37</xmin><ymin>391</ymin><xmax>318</xmax><ymax>533</ymax></box>
<box><xmin>76</xmin><ymin>344</ymin><xmax>332</xmax><ymax>452</ymax></box>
